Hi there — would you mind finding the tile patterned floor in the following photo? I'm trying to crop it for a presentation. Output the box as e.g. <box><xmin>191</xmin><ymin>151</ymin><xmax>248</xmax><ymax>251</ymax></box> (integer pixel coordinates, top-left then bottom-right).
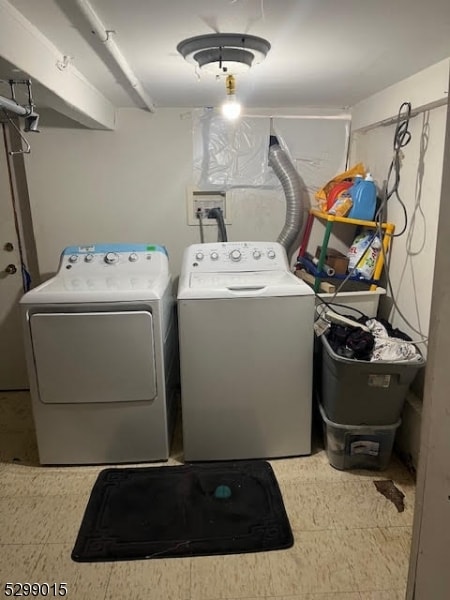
<box><xmin>0</xmin><ymin>391</ymin><xmax>413</xmax><ymax>599</ymax></box>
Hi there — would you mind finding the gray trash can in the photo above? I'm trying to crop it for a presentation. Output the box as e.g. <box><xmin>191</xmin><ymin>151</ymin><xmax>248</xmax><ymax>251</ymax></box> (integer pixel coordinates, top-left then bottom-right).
<box><xmin>321</xmin><ymin>334</ymin><xmax>425</xmax><ymax>425</ymax></box>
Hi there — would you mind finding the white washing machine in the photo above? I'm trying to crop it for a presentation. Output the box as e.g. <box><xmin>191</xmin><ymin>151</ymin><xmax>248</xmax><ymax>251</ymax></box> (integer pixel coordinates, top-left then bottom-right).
<box><xmin>177</xmin><ymin>241</ymin><xmax>315</xmax><ymax>461</ymax></box>
<box><xmin>20</xmin><ymin>244</ymin><xmax>178</xmax><ymax>465</ymax></box>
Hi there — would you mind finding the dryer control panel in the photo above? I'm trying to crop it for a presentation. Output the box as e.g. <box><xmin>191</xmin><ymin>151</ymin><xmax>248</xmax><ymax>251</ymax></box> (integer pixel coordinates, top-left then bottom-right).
<box><xmin>21</xmin><ymin>244</ymin><xmax>172</xmax><ymax>302</ymax></box>
<box><xmin>60</xmin><ymin>244</ymin><xmax>168</xmax><ymax>274</ymax></box>
<box><xmin>39</xmin><ymin>244</ymin><xmax>173</xmax><ymax>295</ymax></box>
<box><xmin>183</xmin><ymin>241</ymin><xmax>289</xmax><ymax>273</ymax></box>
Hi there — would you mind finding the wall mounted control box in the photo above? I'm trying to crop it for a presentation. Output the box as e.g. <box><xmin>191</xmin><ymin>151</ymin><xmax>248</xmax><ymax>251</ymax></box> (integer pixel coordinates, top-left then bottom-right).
<box><xmin>187</xmin><ymin>189</ymin><xmax>231</xmax><ymax>226</ymax></box>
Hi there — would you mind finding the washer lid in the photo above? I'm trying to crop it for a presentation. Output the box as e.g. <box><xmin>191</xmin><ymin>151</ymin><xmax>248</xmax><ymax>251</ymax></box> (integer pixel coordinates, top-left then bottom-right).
<box><xmin>178</xmin><ymin>270</ymin><xmax>314</xmax><ymax>299</ymax></box>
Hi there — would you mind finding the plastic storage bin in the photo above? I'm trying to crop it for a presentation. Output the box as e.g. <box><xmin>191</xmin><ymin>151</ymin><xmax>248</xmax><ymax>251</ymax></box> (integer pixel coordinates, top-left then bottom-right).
<box><xmin>321</xmin><ymin>334</ymin><xmax>425</xmax><ymax>425</ymax></box>
<box><xmin>319</xmin><ymin>403</ymin><xmax>400</xmax><ymax>471</ymax></box>
<box><xmin>316</xmin><ymin>287</ymin><xmax>386</xmax><ymax>318</ymax></box>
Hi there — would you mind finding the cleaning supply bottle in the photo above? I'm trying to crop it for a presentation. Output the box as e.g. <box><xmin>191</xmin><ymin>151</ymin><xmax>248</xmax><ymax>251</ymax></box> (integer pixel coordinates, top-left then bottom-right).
<box><xmin>347</xmin><ymin>230</ymin><xmax>381</xmax><ymax>280</ymax></box>
<box><xmin>326</xmin><ymin>180</ymin><xmax>353</xmax><ymax>212</ymax></box>
<box><xmin>347</xmin><ymin>173</ymin><xmax>377</xmax><ymax>221</ymax></box>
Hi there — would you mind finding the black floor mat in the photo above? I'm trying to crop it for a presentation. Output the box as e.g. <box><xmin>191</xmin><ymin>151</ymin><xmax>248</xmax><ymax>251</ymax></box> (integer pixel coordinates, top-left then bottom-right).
<box><xmin>71</xmin><ymin>461</ymin><xmax>293</xmax><ymax>562</ymax></box>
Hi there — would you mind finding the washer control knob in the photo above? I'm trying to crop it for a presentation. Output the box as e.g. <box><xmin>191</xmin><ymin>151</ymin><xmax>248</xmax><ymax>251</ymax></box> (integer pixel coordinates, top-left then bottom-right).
<box><xmin>84</xmin><ymin>254</ymin><xmax>94</xmax><ymax>262</ymax></box>
<box><xmin>210</xmin><ymin>251</ymin><xmax>219</xmax><ymax>260</ymax></box>
<box><xmin>253</xmin><ymin>250</ymin><xmax>262</xmax><ymax>260</ymax></box>
<box><xmin>195</xmin><ymin>251</ymin><xmax>204</xmax><ymax>261</ymax></box>
<box><xmin>69</xmin><ymin>255</ymin><xmax>78</xmax><ymax>263</ymax></box>
<box><xmin>105</xmin><ymin>252</ymin><xmax>119</xmax><ymax>264</ymax></box>
<box><xmin>267</xmin><ymin>250</ymin><xmax>276</xmax><ymax>259</ymax></box>
<box><xmin>129</xmin><ymin>252</ymin><xmax>138</xmax><ymax>262</ymax></box>
<box><xmin>230</xmin><ymin>249</ymin><xmax>242</xmax><ymax>262</ymax></box>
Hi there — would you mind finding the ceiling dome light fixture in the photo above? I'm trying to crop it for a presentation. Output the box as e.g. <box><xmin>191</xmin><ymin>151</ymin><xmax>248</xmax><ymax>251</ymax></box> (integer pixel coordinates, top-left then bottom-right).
<box><xmin>177</xmin><ymin>33</ymin><xmax>271</xmax><ymax>76</ymax></box>
<box><xmin>221</xmin><ymin>74</ymin><xmax>241</xmax><ymax>120</ymax></box>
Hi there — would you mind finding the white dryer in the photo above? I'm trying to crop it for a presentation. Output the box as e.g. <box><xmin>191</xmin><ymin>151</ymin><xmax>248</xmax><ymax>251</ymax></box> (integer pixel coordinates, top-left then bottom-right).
<box><xmin>20</xmin><ymin>244</ymin><xmax>178</xmax><ymax>465</ymax></box>
<box><xmin>177</xmin><ymin>241</ymin><xmax>315</xmax><ymax>461</ymax></box>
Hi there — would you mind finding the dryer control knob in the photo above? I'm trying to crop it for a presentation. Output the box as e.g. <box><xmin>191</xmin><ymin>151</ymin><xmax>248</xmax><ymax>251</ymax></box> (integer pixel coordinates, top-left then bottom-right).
<box><xmin>69</xmin><ymin>255</ymin><xmax>78</xmax><ymax>263</ymax></box>
<box><xmin>85</xmin><ymin>254</ymin><xmax>94</xmax><ymax>262</ymax></box>
<box><xmin>105</xmin><ymin>252</ymin><xmax>119</xmax><ymax>264</ymax></box>
<box><xmin>230</xmin><ymin>249</ymin><xmax>242</xmax><ymax>262</ymax></box>
<box><xmin>253</xmin><ymin>250</ymin><xmax>261</xmax><ymax>260</ymax></box>
<box><xmin>210</xmin><ymin>251</ymin><xmax>219</xmax><ymax>260</ymax></box>
<box><xmin>195</xmin><ymin>251</ymin><xmax>204</xmax><ymax>260</ymax></box>
<box><xmin>129</xmin><ymin>253</ymin><xmax>138</xmax><ymax>262</ymax></box>
<box><xmin>267</xmin><ymin>250</ymin><xmax>276</xmax><ymax>259</ymax></box>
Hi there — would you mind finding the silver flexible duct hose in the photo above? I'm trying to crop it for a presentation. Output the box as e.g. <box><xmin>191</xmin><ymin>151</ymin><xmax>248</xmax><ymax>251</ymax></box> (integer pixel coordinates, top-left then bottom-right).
<box><xmin>268</xmin><ymin>140</ymin><xmax>304</xmax><ymax>259</ymax></box>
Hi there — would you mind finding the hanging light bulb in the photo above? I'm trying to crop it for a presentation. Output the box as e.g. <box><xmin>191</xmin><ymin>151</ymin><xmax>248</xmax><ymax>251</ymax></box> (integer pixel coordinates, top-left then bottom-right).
<box><xmin>221</xmin><ymin>74</ymin><xmax>241</xmax><ymax>120</ymax></box>
<box><xmin>222</xmin><ymin>95</ymin><xmax>241</xmax><ymax>120</ymax></box>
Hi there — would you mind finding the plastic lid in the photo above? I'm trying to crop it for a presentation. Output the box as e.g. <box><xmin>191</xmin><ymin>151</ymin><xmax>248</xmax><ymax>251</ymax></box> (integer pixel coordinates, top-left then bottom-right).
<box><xmin>365</xmin><ymin>172</ymin><xmax>374</xmax><ymax>181</ymax></box>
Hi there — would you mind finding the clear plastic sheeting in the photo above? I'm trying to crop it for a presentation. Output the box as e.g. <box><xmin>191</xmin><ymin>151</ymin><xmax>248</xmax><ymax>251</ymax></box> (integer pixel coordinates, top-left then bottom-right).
<box><xmin>192</xmin><ymin>109</ymin><xmax>350</xmax><ymax>194</ymax></box>
<box><xmin>193</xmin><ymin>108</ymin><xmax>271</xmax><ymax>189</ymax></box>
<box><xmin>272</xmin><ymin>117</ymin><xmax>350</xmax><ymax>200</ymax></box>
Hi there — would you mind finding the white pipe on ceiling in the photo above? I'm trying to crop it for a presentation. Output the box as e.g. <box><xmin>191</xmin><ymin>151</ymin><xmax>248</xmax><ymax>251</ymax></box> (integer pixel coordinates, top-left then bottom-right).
<box><xmin>74</xmin><ymin>0</ymin><xmax>155</xmax><ymax>113</ymax></box>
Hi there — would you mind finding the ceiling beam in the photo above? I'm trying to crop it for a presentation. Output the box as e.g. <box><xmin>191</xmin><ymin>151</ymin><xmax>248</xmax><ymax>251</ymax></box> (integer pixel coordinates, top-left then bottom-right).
<box><xmin>74</xmin><ymin>0</ymin><xmax>156</xmax><ymax>112</ymax></box>
<box><xmin>0</xmin><ymin>0</ymin><xmax>116</xmax><ymax>130</ymax></box>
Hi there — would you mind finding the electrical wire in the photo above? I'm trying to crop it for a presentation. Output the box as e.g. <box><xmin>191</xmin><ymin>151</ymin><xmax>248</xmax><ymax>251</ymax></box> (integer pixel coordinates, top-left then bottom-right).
<box><xmin>314</xmin><ymin>299</ymin><xmax>367</xmax><ymax>319</ymax></box>
<box><xmin>377</xmin><ymin>231</ymin><xmax>428</xmax><ymax>343</ymax></box>
<box><xmin>312</xmin><ymin>102</ymin><xmax>428</xmax><ymax>344</ymax></box>
<box><xmin>196</xmin><ymin>209</ymin><xmax>205</xmax><ymax>243</ymax></box>
<box><xmin>208</xmin><ymin>207</ymin><xmax>228</xmax><ymax>242</ymax></box>
<box><xmin>372</xmin><ymin>102</ymin><xmax>428</xmax><ymax>343</ymax></box>
<box><xmin>316</xmin><ymin>297</ymin><xmax>426</xmax><ymax>346</ymax></box>
<box><xmin>374</xmin><ymin>101</ymin><xmax>412</xmax><ymax>238</ymax></box>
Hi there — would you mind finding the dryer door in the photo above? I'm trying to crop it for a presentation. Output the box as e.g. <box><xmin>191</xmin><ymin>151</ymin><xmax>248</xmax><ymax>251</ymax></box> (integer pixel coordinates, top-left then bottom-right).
<box><xmin>30</xmin><ymin>311</ymin><xmax>156</xmax><ymax>404</ymax></box>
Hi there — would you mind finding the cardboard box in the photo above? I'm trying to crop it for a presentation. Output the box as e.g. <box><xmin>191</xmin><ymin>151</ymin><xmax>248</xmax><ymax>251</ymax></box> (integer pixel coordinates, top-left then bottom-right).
<box><xmin>315</xmin><ymin>246</ymin><xmax>349</xmax><ymax>275</ymax></box>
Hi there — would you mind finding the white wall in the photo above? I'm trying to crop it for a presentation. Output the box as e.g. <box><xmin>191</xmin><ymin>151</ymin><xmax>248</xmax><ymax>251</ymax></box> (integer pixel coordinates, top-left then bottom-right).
<box><xmin>23</xmin><ymin>107</ymin><xmax>348</xmax><ymax>279</ymax></box>
<box><xmin>350</xmin><ymin>58</ymin><xmax>450</xmax><ymax>346</ymax></box>
<box><xmin>351</xmin><ymin>104</ymin><xmax>447</xmax><ymax>346</ymax></box>
<box><xmin>351</xmin><ymin>58</ymin><xmax>449</xmax><ymax>131</ymax></box>
<box><xmin>24</xmin><ymin>108</ymin><xmax>194</xmax><ymax>278</ymax></box>
<box><xmin>350</xmin><ymin>59</ymin><xmax>450</xmax><ymax>470</ymax></box>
